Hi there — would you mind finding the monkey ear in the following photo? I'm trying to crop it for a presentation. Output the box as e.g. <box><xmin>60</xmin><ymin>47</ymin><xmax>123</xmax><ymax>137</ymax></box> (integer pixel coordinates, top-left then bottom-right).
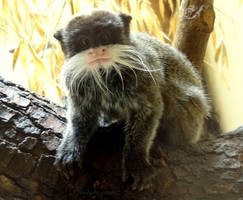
<box><xmin>54</xmin><ymin>29</ymin><xmax>63</xmax><ymax>42</ymax></box>
<box><xmin>119</xmin><ymin>13</ymin><xmax>132</xmax><ymax>27</ymax></box>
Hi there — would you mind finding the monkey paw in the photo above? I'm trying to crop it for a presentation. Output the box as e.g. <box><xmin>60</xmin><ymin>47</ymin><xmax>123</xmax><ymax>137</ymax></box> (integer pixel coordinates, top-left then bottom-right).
<box><xmin>122</xmin><ymin>155</ymin><xmax>155</xmax><ymax>191</ymax></box>
<box><xmin>54</xmin><ymin>142</ymin><xmax>85</xmax><ymax>180</ymax></box>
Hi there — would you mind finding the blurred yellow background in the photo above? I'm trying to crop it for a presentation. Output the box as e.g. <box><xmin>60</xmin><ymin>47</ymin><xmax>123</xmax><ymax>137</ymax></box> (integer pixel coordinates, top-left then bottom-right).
<box><xmin>204</xmin><ymin>0</ymin><xmax>243</xmax><ymax>132</ymax></box>
<box><xmin>0</xmin><ymin>0</ymin><xmax>242</xmax><ymax>132</ymax></box>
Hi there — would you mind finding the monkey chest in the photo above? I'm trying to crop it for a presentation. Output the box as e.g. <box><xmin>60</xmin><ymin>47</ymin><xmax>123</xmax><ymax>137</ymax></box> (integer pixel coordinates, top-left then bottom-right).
<box><xmin>98</xmin><ymin>92</ymin><xmax>138</xmax><ymax>123</ymax></box>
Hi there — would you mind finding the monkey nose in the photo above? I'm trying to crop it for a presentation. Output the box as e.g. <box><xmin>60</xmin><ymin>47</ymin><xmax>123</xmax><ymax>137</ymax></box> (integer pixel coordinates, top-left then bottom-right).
<box><xmin>98</xmin><ymin>47</ymin><xmax>106</xmax><ymax>55</ymax></box>
<box><xmin>87</xmin><ymin>48</ymin><xmax>95</xmax><ymax>56</ymax></box>
<box><xmin>87</xmin><ymin>47</ymin><xmax>106</xmax><ymax>56</ymax></box>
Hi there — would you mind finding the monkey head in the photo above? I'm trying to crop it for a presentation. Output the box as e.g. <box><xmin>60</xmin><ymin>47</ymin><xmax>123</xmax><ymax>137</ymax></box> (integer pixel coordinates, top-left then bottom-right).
<box><xmin>54</xmin><ymin>10</ymin><xmax>132</xmax><ymax>64</ymax></box>
<box><xmin>54</xmin><ymin>10</ymin><xmax>149</xmax><ymax>95</ymax></box>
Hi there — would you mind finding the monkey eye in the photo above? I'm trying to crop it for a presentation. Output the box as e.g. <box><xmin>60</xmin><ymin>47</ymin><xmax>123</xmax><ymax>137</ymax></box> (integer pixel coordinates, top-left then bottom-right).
<box><xmin>98</xmin><ymin>32</ymin><xmax>111</xmax><ymax>45</ymax></box>
<box><xmin>76</xmin><ymin>35</ymin><xmax>90</xmax><ymax>50</ymax></box>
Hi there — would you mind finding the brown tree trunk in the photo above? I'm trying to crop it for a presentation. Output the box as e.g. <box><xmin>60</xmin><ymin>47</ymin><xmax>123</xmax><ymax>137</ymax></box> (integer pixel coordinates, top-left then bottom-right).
<box><xmin>0</xmin><ymin>76</ymin><xmax>243</xmax><ymax>200</ymax></box>
<box><xmin>174</xmin><ymin>0</ymin><xmax>215</xmax><ymax>72</ymax></box>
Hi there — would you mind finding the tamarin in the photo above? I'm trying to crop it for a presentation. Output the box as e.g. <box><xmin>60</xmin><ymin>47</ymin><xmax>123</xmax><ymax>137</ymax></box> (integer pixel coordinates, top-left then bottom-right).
<box><xmin>54</xmin><ymin>10</ymin><xmax>210</xmax><ymax>190</ymax></box>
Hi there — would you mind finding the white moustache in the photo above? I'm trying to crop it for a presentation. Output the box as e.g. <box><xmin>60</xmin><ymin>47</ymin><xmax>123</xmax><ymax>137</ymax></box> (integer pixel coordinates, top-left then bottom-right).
<box><xmin>61</xmin><ymin>44</ymin><xmax>160</xmax><ymax>95</ymax></box>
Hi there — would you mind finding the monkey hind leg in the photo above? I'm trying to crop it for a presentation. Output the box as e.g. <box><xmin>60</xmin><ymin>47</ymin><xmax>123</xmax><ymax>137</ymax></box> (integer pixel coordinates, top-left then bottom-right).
<box><xmin>161</xmin><ymin>92</ymin><xmax>210</xmax><ymax>145</ymax></box>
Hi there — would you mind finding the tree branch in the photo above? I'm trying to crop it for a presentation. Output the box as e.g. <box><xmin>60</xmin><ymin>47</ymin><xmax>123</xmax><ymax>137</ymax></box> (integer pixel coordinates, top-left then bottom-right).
<box><xmin>174</xmin><ymin>0</ymin><xmax>215</xmax><ymax>71</ymax></box>
<box><xmin>0</xmin><ymin>76</ymin><xmax>243</xmax><ymax>199</ymax></box>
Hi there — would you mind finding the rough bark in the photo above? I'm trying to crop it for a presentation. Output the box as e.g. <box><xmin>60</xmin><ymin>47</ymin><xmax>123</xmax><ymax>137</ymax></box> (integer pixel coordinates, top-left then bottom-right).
<box><xmin>174</xmin><ymin>0</ymin><xmax>215</xmax><ymax>72</ymax></box>
<box><xmin>0</xmin><ymin>76</ymin><xmax>243</xmax><ymax>200</ymax></box>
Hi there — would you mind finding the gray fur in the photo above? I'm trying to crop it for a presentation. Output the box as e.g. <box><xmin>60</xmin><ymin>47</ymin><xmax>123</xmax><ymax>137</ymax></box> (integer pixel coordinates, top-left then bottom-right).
<box><xmin>54</xmin><ymin>10</ymin><xmax>210</xmax><ymax>190</ymax></box>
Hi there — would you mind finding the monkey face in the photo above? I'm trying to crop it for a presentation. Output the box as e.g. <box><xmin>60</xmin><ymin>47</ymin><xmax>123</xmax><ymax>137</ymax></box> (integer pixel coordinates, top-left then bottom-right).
<box><xmin>54</xmin><ymin>10</ymin><xmax>132</xmax><ymax>60</ymax></box>
<box><xmin>54</xmin><ymin>10</ymin><xmax>149</xmax><ymax>95</ymax></box>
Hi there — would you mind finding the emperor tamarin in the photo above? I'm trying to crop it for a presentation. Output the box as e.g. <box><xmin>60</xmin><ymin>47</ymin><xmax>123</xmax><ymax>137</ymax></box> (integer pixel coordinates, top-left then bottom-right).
<box><xmin>54</xmin><ymin>10</ymin><xmax>210</xmax><ymax>190</ymax></box>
